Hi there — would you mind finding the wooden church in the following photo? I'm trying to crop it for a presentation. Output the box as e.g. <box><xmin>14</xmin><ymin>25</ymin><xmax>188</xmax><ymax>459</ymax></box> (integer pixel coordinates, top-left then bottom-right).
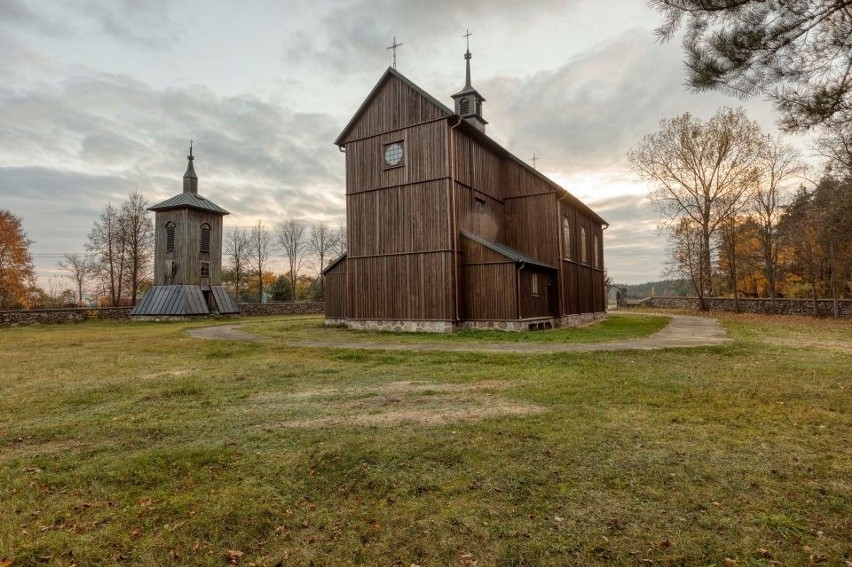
<box><xmin>130</xmin><ymin>147</ymin><xmax>240</xmax><ymax>319</ymax></box>
<box><xmin>323</xmin><ymin>47</ymin><xmax>608</xmax><ymax>332</ymax></box>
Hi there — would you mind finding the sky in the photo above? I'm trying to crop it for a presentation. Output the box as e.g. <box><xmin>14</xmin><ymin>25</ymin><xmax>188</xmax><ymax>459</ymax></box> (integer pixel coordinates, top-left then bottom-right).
<box><xmin>0</xmin><ymin>0</ymin><xmax>816</xmax><ymax>288</ymax></box>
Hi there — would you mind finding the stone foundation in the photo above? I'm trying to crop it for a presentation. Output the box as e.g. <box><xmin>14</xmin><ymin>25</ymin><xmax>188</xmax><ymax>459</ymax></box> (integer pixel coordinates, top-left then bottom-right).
<box><xmin>335</xmin><ymin>319</ymin><xmax>456</xmax><ymax>333</ymax></box>
<box><xmin>560</xmin><ymin>312</ymin><xmax>607</xmax><ymax>327</ymax></box>
<box><xmin>327</xmin><ymin>312</ymin><xmax>608</xmax><ymax>333</ymax></box>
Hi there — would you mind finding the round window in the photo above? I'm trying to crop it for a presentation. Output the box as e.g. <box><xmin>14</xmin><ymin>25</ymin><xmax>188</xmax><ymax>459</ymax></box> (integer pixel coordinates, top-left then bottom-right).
<box><xmin>384</xmin><ymin>142</ymin><xmax>404</xmax><ymax>167</ymax></box>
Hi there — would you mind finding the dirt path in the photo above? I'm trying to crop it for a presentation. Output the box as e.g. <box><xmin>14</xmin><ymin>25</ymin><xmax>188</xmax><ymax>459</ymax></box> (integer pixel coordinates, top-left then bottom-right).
<box><xmin>188</xmin><ymin>314</ymin><xmax>731</xmax><ymax>352</ymax></box>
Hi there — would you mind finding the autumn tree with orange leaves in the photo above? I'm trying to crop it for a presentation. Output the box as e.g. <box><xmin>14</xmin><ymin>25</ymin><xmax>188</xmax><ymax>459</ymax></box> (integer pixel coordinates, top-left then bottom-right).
<box><xmin>0</xmin><ymin>210</ymin><xmax>36</xmax><ymax>309</ymax></box>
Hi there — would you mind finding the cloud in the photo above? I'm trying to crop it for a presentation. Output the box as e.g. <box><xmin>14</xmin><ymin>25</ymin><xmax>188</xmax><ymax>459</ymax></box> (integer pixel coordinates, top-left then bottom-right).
<box><xmin>0</xmin><ymin>68</ymin><xmax>350</xmax><ymax>284</ymax></box>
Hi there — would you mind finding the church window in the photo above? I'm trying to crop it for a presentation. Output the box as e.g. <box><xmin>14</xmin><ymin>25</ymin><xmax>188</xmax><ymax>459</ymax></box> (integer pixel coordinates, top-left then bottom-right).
<box><xmin>200</xmin><ymin>262</ymin><xmax>210</xmax><ymax>278</ymax></box>
<box><xmin>580</xmin><ymin>226</ymin><xmax>588</xmax><ymax>263</ymax></box>
<box><xmin>594</xmin><ymin>233</ymin><xmax>600</xmax><ymax>268</ymax></box>
<box><xmin>200</xmin><ymin>223</ymin><xmax>211</xmax><ymax>254</ymax></box>
<box><xmin>562</xmin><ymin>217</ymin><xmax>571</xmax><ymax>259</ymax></box>
<box><xmin>166</xmin><ymin>222</ymin><xmax>175</xmax><ymax>253</ymax></box>
<box><xmin>532</xmin><ymin>272</ymin><xmax>539</xmax><ymax>297</ymax></box>
<box><xmin>383</xmin><ymin>141</ymin><xmax>404</xmax><ymax>168</ymax></box>
<box><xmin>460</xmin><ymin>97</ymin><xmax>470</xmax><ymax>115</ymax></box>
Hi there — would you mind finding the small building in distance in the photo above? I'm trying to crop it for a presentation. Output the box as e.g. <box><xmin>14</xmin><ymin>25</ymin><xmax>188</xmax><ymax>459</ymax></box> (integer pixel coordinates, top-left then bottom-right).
<box><xmin>323</xmin><ymin>47</ymin><xmax>607</xmax><ymax>332</ymax></box>
<box><xmin>130</xmin><ymin>146</ymin><xmax>240</xmax><ymax>320</ymax></box>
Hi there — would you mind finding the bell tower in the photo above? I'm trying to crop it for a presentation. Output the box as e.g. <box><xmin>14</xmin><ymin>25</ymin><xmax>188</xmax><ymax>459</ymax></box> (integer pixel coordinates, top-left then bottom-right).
<box><xmin>451</xmin><ymin>29</ymin><xmax>487</xmax><ymax>133</ymax></box>
<box><xmin>131</xmin><ymin>143</ymin><xmax>240</xmax><ymax>318</ymax></box>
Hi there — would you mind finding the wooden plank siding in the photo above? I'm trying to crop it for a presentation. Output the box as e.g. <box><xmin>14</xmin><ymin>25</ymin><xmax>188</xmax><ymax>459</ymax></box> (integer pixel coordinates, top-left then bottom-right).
<box><xmin>456</xmin><ymin>183</ymin><xmax>503</xmax><ymax>241</ymax></box>
<box><xmin>345</xmin><ymin>121</ymin><xmax>447</xmax><ymax>194</ymax></box>
<box><xmin>338</xmin><ymin>77</ymin><xmax>449</xmax><ymax>146</ymax></box>
<box><xmin>347</xmin><ymin>252</ymin><xmax>454</xmax><ymax>320</ymax></box>
<box><xmin>460</xmin><ymin>235</ymin><xmax>516</xmax><ymax>320</ymax></box>
<box><xmin>347</xmin><ymin>180</ymin><xmax>451</xmax><ymax>256</ymax></box>
<box><xmin>323</xmin><ymin>258</ymin><xmax>348</xmax><ymax>318</ymax></box>
<box><xmin>503</xmin><ymin>193</ymin><xmax>559</xmax><ymax>265</ymax></box>
<box><xmin>153</xmin><ymin>209</ymin><xmax>223</xmax><ymax>287</ymax></box>
<box><xmin>518</xmin><ymin>269</ymin><xmax>557</xmax><ymax>319</ymax></box>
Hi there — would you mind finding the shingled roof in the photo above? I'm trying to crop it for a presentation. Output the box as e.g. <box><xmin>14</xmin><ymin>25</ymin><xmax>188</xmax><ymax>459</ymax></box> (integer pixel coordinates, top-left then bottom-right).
<box><xmin>149</xmin><ymin>192</ymin><xmax>230</xmax><ymax>214</ymax></box>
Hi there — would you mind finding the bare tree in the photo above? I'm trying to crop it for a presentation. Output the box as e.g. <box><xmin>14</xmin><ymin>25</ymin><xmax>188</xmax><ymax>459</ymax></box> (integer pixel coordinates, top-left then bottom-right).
<box><xmin>306</xmin><ymin>222</ymin><xmax>339</xmax><ymax>299</ymax></box>
<box><xmin>750</xmin><ymin>138</ymin><xmax>803</xmax><ymax>311</ymax></box>
<box><xmin>224</xmin><ymin>227</ymin><xmax>250</xmax><ymax>301</ymax></box>
<box><xmin>120</xmin><ymin>191</ymin><xmax>154</xmax><ymax>305</ymax></box>
<box><xmin>666</xmin><ymin>217</ymin><xmax>706</xmax><ymax>302</ymax></box>
<box><xmin>331</xmin><ymin>224</ymin><xmax>347</xmax><ymax>258</ymax></box>
<box><xmin>86</xmin><ymin>203</ymin><xmax>126</xmax><ymax>306</ymax></box>
<box><xmin>57</xmin><ymin>253</ymin><xmax>93</xmax><ymax>305</ymax></box>
<box><xmin>276</xmin><ymin>219</ymin><xmax>307</xmax><ymax>298</ymax></box>
<box><xmin>814</xmin><ymin>125</ymin><xmax>852</xmax><ymax>177</ymax></box>
<box><xmin>628</xmin><ymin>107</ymin><xmax>765</xmax><ymax>308</ymax></box>
<box><xmin>247</xmin><ymin>221</ymin><xmax>274</xmax><ymax>302</ymax></box>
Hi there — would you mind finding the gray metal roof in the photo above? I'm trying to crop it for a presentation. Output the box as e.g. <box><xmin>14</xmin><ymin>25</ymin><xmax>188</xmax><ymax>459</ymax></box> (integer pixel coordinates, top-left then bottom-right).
<box><xmin>211</xmin><ymin>286</ymin><xmax>240</xmax><ymax>314</ymax></box>
<box><xmin>130</xmin><ymin>285</ymin><xmax>240</xmax><ymax>316</ymax></box>
<box><xmin>461</xmin><ymin>231</ymin><xmax>556</xmax><ymax>270</ymax></box>
<box><xmin>149</xmin><ymin>192</ymin><xmax>230</xmax><ymax>215</ymax></box>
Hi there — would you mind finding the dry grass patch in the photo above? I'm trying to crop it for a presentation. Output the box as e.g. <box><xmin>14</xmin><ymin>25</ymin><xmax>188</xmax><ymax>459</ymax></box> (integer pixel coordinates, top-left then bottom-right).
<box><xmin>253</xmin><ymin>380</ymin><xmax>544</xmax><ymax>428</ymax></box>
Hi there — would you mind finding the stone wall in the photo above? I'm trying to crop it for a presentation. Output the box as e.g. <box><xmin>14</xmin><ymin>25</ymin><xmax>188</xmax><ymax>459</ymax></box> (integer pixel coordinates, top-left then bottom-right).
<box><xmin>0</xmin><ymin>307</ymin><xmax>133</xmax><ymax>326</ymax></box>
<box><xmin>238</xmin><ymin>301</ymin><xmax>325</xmax><ymax>316</ymax></box>
<box><xmin>639</xmin><ymin>296</ymin><xmax>852</xmax><ymax>318</ymax></box>
<box><xmin>1</xmin><ymin>302</ymin><xmax>327</xmax><ymax>326</ymax></box>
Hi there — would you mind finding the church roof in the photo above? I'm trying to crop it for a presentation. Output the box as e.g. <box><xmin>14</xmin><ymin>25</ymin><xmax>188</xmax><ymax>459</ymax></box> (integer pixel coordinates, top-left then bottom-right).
<box><xmin>461</xmin><ymin>231</ymin><xmax>556</xmax><ymax>270</ymax></box>
<box><xmin>149</xmin><ymin>192</ymin><xmax>230</xmax><ymax>215</ymax></box>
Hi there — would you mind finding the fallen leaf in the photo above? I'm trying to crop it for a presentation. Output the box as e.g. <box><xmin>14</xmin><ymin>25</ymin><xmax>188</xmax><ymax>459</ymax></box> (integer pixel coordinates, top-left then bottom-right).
<box><xmin>724</xmin><ymin>559</ymin><xmax>736</xmax><ymax>566</ymax></box>
<box><xmin>660</xmin><ymin>538</ymin><xmax>671</xmax><ymax>548</ymax></box>
<box><xmin>0</xmin><ymin>558</ymin><xmax>12</xmax><ymax>567</ymax></box>
<box><xmin>226</xmin><ymin>550</ymin><xmax>244</xmax><ymax>564</ymax></box>
<box><xmin>757</xmin><ymin>548</ymin><xmax>772</xmax><ymax>558</ymax></box>
<box><xmin>130</xmin><ymin>528</ymin><xmax>142</xmax><ymax>538</ymax></box>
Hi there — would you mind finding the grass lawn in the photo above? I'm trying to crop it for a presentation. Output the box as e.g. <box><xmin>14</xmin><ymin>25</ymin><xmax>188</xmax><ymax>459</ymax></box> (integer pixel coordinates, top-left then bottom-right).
<box><xmin>0</xmin><ymin>313</ymin><xmax>849</xmax><ymax>566</ymax></box>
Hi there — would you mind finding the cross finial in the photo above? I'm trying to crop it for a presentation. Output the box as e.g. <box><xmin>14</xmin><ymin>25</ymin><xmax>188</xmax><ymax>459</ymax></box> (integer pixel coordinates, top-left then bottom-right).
<box><xmin>463</xmin><ymin>29</ymin><xmax>472</xmax><ymax>61</ymax></box>
<box><xmin>387</xmin><ymin>36</ymin><xmax>403</xmax><ymax>69</ymax></box>
<box><xmin>530</xmin><ymin>154</ymin><xmax>539</xmax><ymax>169</ymax></box>
<box><xmin>189</xmin><ymin>139</ymin><xmax>193</xmax><ymax>158</ymax></box>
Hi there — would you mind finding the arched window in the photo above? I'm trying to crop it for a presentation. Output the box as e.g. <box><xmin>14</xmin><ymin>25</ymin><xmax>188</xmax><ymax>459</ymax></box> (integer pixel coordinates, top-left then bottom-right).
<box><xmin>580</xmin><ymin>226</ymin><xmax>588</xmax><ymax>263</ymax></box>
<box><xmin>166</xmin><ymin>222</ymin><xmax>175</xmax><ymax>253</ymax></box>
<box><xmin>200</xmin><ymin>223</ymin><xmax>211</xmax><ymax>254</ymax></box>
<box><xmin>460</xmin><ymin>97</ymin><xmax>470</xmax><ymax>115</ymax></box>
<box><xmin>562</xmin><ymin>217</ymin><xmax>571</xmax><ymax>259</ymax></box>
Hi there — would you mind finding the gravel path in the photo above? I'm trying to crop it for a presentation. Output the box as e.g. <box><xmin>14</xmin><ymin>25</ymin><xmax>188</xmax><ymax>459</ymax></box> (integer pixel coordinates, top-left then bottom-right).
<box><xmin>187</xmin><ymin>314</ymin><xmax>731</xmax><ymax>352</ymax></box>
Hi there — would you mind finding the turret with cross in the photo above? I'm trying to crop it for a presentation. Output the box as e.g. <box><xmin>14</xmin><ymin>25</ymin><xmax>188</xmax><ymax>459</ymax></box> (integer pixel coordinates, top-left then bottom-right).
<box><xmin>451</xmin><ymin>29</ymin><xmax>487</xmax><ymax>133</ymax></box>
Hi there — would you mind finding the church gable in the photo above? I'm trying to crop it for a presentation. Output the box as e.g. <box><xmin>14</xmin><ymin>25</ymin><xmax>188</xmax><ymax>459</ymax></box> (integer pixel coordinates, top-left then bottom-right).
<box><xmin>335</xmin><ymin>68</ymin><xmax>452</xmax><ymax>146</ymax></box>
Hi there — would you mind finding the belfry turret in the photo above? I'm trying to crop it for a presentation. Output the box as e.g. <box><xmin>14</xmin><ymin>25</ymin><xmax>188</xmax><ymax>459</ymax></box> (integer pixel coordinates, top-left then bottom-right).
<box><xmin>130</xmin><ymin>143</ymin><xmax>240</xmax><ymax>319</ymax></box>
<box><xmin>451</xmin><ymin>29</ymin><xmax>487</xmax><ymax>133</ymax></box>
